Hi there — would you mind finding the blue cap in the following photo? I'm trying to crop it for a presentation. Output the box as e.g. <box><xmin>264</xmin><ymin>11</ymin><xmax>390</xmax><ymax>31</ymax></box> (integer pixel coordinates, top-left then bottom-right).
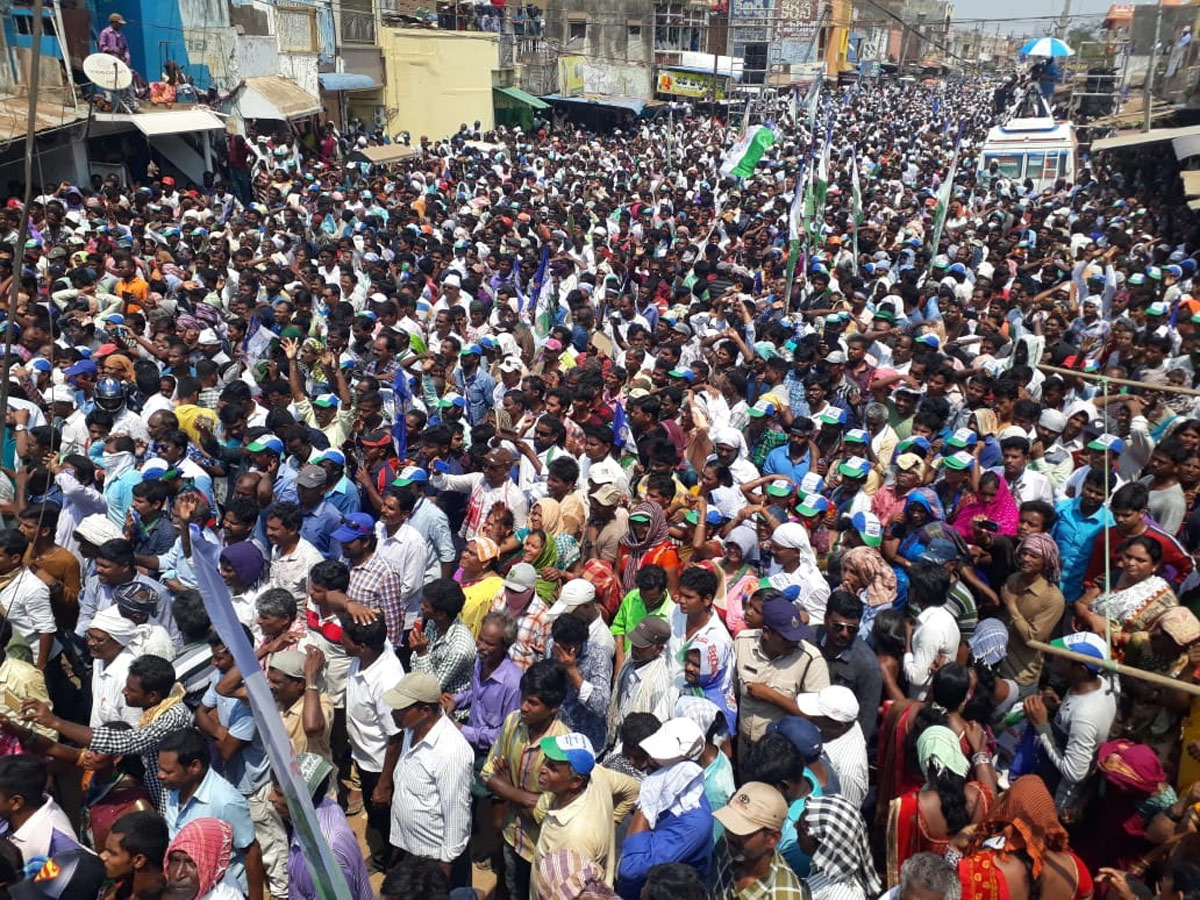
<box><xmin>1183</xmin><ymin>259</ymin><xmax>1198</xmax><ymax>274</ymax></box>
<box><xmin>1167</xmin><ymin>265</ymin><xmax>1183</xmax><ymax>277</ymax></box>
<box><xmin>838</xmin><ymin>456</ymin><xmax>871</xmax><ymax>479</ymax></box>
<box><xmin>312</xmin><ymin>449</ymin><xmax>346</xmax><ymax>466</ymax></box>
<box><xmin>332</xmin><ymin>512</ymin><xmax>375</xmax><ymax>543</ymax></box>
<box><xmin>479</xmin><ymin>336</ymin><xmax>498</xmax><ymax>350</ymax></box>
<box><xmin>762</xmin><ymin>597</ymin><xmax>813</xmax><ymax>642</ymax></box>
<box><xmin>540</xmin><ymin>733</ymin><xmax>595</xmax><ymax>775</ymax></box>
<box><xmin>1087</xmin><ymin>434</ymin><xmax>1124</xmax><ymax>454</ymax></box>
<box><xmin>844</xmin><ymin>428</ymin><xmax>869</xmax><ymax>444</ymax></box>
<box><xmin>767</xmin><ymin>716</ymin><xmax>823</xmax><ymax>762</ymax></box>
<box><xmin>896</xmin><ymin>436</ymin><xmax>930</xmax><ymax>456</ymax></box>
<box><xmin>919</xmin><ymin>537</ymin><xmax>963</xmax><ymax>565</ymax></box>
<box><xmin>247</xmin><ymin>435</ymin><xmax>285</xmax><ymax>455</ymax></box>
<box><xmin>849</xmin><ymin>510</ymin><xmax>883</xmax><ymax>547</ymax></box>
<box><xmin>65</xmin><ymin>360</ymin><xmax>97</xmax><ymax>377</ymax></box>
<box><xmin>29</xmin><ymin>358</ymin><xmax>51</xmax><ymax>373</ymax></box>
<box><xmin>106</xmin><ymin>313</ymin><xmax>125</xmax><ymax>326</ymax></box>
<box><xmin>460</xmin><ymin>344</ymin><xmax>483</xmax><ymax>356</ymax></box>
<box><xmin>949</xmin><ymin>262</ymin><xmax>967</xmax><ymax>275</ymax></box>
<box><xmin>313</xmin><ymin>393</ymin><xmax>340</xmax><ymax>408</ymax></box>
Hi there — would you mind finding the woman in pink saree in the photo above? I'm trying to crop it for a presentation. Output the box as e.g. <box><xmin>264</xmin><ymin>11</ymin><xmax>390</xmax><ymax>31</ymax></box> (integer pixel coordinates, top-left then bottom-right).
<box><xmin>951</xmin><ymin>470</ymin><xmax>1019</xmax><ymax>544</ymax></box>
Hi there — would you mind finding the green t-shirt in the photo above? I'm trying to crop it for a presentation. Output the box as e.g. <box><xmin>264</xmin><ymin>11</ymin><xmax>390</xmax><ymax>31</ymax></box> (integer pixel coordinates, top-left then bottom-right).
<box><xmin>610</xmin><ymin>589</ymin><xmax>675</xmax><ymax>637</ymax></box>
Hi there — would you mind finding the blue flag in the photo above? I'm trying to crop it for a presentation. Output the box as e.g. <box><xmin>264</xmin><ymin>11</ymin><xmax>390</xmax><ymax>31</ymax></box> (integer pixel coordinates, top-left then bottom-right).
<box><xmin>523</xmin><ymin>245</ymin><xmax>551</xmax><ymax>313</ymax></box>
<box><xmin>391</xmin><ymin>369</ymin><xmax>411</xmax><ymax>461</ymax></box>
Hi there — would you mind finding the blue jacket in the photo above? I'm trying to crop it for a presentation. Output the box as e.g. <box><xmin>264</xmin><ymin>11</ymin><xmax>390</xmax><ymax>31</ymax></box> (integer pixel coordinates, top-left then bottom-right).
<box><xmin>616</xmin><ymin>796</ymin><xmax>713</xmax><ymax>900</ymax></box>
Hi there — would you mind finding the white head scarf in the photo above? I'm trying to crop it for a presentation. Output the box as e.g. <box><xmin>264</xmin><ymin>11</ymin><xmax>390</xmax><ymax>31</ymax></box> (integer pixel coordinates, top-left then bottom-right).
<box><xmin>91</xmin><ymin>607</ymin><xmax>137</xmax><ymax>645</ymax></box>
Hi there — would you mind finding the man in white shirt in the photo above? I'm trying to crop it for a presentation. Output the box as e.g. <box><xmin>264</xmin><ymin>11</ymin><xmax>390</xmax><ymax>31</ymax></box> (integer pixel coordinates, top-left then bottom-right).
<box><xmin>385</xmin><ymin>672</ymin><xmax>473</xmax><ymax>882</ymax></box>
<box><xmin>999</xmin><ymin>435</ymin><xmax>1055</xmax><ymax>506</ymax></box>
<box><xmin>341</xmin><ymin>615</ymin><xmax>405</xmax><ymax>871</ymax></box>
<box><xmin>0</xmin><ymin>754</ymin><xmax>80</xmax><ymax>866</ymax></box>
<box><xmin>430</xmin><ymin>449</ymin><xmax>529</xmax><ymax>541</ymax></box>
<box><xmin>85</xmin><ymin>607</ymin><xmax>142</xmax><ymax>728</ymax></box>
<box><xmin>903</xmin><ymin>562</ymin><xmax>961</xmax><ymax>700</ymax></box>
<box><xmin>0</xmin><ymin>530</ymin><xmax>56</xmax><ymax>668</ymax></box>
<box><xmin>795</xmin><ymin>686</ymin><xmax>870</xmax><ymax>808</ymax></box>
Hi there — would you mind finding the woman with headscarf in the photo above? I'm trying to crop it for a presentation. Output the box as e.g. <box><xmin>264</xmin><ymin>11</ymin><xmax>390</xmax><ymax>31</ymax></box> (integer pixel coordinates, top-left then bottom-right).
<box><xmin>718</xmin><ymin>525</ymin><xmax>762</xmax><ymax>636</ymax></box>
<box><xmin>519</xmin><ymin>528</ymin><xmax>560</xmax><ymax>606</ymax></box>
<box><xmin>952</xmin><ymin>471</ymin><xmax>1020</xmax><ymax>544</ymax></box>
<box><xmin>798</xmin><ymin>794</ymin><xmax>882</xmax><ymax>900</ymax></box>
<box><xmin>840</xmin><ymin>544</ymin><xmax>898</xmax><ymax>633</ymax></box>
<box><xmin>164</xmin><ymin>817</ymin><xmax>241</xmax><ymax>900</ymax></box>
<box><xmin>1075</xmin><ymin>739</ymin><xmax>1181</xmax><ymax>874</ymax></box>
<box><xmin>767</xmin><ymin>521</ymin><xmax>828</xmax><ymax>623</ymax></box>
<box><xmin>957</xmin><ymin>776</ymin><xmax>1093</xmax><ymax>900</ymax></box>
<box><xmin>516</xmin><ymin>497</ymin><xmax>581</xmax><ymax>574</ymax></box>
<box><xmin>617</xmin><ymin>500</ymin><xmax>680</xmax><ymax>596</ymax></box>
<box><xmin>882</xmin><ymin>486</ymin><xmax>960</xmax><ymax>604</ymax></box>
<box><xmin>682</xmin><ymin>633</ymin><xmax>737</xmax><ymax>738</ymax></box>
<box><xmin>218</xmin><ymin>542</ymin><xmax>268</xmax><ymax>632</ymax></box>
<box><xmin>1112</xmin><ymin>605</ymin><xmax>1199</xmax><ymax>772</ymax></box>
<box><xmin>580</xmin><ymin>559</ymin><xmax>622</xmax><ymax>623</ymax></box>
<box><xmin>886</xmin><ymin>724</ymin><xmax>997</xmax><ymax>887</ymax></box>
<box><xmin>970</xmin><ymin>409</ymin><xmax>1003</xmax><ymax>469</ymax></box>
<box><xmin>456</xmin><ymin>536</ymin><xmax>504</xmax><ymax>637</ymax></box>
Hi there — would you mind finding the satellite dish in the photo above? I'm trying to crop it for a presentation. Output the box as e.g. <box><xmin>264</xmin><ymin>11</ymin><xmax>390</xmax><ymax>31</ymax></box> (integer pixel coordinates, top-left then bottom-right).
<box><xmin>83</xmin><ymin>53</ymin><xmax>132</xmax><ymax>90</ymax></box>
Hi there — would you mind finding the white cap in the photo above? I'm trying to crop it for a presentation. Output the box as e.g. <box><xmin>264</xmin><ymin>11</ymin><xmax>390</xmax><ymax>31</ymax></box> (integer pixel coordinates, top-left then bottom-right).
<box><xmin>197</xmin><ymin>328</ymin><xmax>220</xmax><ymax>345</ymax></box>
<box><xmin>547</xmin><ymin>579</ymin><xmax>596</xmax><ymax>617</ymax></box>
<box><xmin>639</xmin><ymin>717</ymin><xmax>705</xmax><ymax>765</ymax></box>
<box><xmin>795</xmin><ymin>685</ymin><xmax>859</xmax><ymax>723</ymax></box>
<box><xmin>46</xmin><ymin>385</ymin><xmax>75</xmax><ymax>405</ymax></box>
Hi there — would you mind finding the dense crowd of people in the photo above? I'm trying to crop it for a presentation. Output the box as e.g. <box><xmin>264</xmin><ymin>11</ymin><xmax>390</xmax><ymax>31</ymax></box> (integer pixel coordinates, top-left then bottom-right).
<box><xmin>0</xmin><ymin>72</ymin><xmax>1198</xmax><ymax>900</ymax></box>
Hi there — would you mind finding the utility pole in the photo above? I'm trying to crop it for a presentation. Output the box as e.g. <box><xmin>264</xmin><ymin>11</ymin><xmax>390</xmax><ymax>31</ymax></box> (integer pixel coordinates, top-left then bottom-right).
<box><xmin>1055</xmin><ymin>0</ymin><xmax>1071</xmax><ymax>38</ymax></box>
<box><xmin>1143</xmin><ymin>0</ymin><xmax>1163</xmax><ymax>133</ymax></box>
<box><xmin>1</xmin><ymin>0</ymin><xmax>43</xmax><ymax>425</ymax></box>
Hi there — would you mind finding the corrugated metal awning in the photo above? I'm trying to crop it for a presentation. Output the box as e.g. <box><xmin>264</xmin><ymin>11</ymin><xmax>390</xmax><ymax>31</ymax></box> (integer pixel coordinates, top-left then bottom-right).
<box><xmin>236</xmin><ymin>76</ymin><xmax>320</xmax><ymax>121</ymax></box>
<box><xmin>1093</xmin><ymin>124</ymin><xmax>1200</xmax><ymax>152</ymax></box>
<box><xmin>0</xmin><ymin>92</ymin><xmax>86</xmax><ymax>143</ymax></box>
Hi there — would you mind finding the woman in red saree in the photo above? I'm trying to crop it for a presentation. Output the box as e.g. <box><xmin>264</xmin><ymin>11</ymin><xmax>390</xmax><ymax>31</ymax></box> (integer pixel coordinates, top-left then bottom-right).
<box><xmin>886</xmin><ymin>724</ymin><xmax>997</xmax><ymax>886</ymax></box>
<box><xmin>958</xmin><ymin>776</ymin><xmax>1093</xmax><ymax>900</ymax></box>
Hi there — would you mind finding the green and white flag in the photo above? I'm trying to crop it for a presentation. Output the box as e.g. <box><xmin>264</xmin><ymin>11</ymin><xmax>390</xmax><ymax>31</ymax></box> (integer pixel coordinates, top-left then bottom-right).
<box><xmin>783</xmin><ymin>161</ymin><xmax>808</xmax><ymax>303</ymax></box>
<box><xmin>807</xmin><ymin>130</ymin><xmax>830</xmax><ymax>249</ymax></box>
<box><xmin>720</xmin><ymin>124</ymin><xmax>775</xmax><ymax>179</ymax></box>
<box><xmin>927</xmin><ymin>122</ymin><xmax>963</xmax><ymax>261</ymax></box>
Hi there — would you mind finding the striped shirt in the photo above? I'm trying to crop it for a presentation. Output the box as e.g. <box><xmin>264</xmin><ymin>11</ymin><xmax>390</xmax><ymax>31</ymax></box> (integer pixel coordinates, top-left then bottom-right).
<box><xmin>480</xmin><ymin>711</ymin><xmax>571</xmax><ymax>862</ymax></box>
<box><xmin>389</xmin><ymin>713</ymin><xmax>473</xmax><ymax>862</ymax></box>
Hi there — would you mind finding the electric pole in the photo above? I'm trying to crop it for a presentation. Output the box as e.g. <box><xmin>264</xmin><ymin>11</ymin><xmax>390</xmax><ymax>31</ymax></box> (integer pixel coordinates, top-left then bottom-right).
<box><xmin>1143</xmin><ymin>0</ymin><xmax>1163</xmax><ymax>133</ymax></box>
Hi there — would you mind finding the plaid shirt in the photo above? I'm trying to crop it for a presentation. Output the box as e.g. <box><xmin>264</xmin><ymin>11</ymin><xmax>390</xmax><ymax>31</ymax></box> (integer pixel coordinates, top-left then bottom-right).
<box><xmin>410</xmin><ymin>617</ymin><xmax>476</xmax><ymax>696</ymax></box>
<box><xmin>781</xmin><ymin>372</ymin><xmax>811</xmax><ymax>419</ymax></box>
<box><xmin>490</xmin><ymin>594</ymin><xmax>552</xmax><ymax>670</ymax></box>
<box><xmin>348</xmin><ymin>553</ymin><xmax>406</xmax><ymax>646</ymax></box>
<box><xmin>89</xmin><ymin>698</ymin><xmax>194</xmax><ymax>810</ymax></box>
<box><xmin>750</xmin><ymin>428</ymin><xmax>789</xmax><ymax>470</ymax></box>
<box><xmin>714</xmin><ymin>845</ymin><xmax>810</xmax><ymax>900</ymax></box>
<box><xmin>479</xmin><ymin>711</ymin><xmax>571</xmax><ymax>862</ymax></box>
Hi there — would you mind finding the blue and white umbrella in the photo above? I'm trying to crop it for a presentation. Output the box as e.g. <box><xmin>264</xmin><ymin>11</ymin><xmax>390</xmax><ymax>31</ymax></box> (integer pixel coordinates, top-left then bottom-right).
<box><xmin>1020</xmin><ymin>36</ymin><xmax>1074</xmax><ymax>57</ymax></box>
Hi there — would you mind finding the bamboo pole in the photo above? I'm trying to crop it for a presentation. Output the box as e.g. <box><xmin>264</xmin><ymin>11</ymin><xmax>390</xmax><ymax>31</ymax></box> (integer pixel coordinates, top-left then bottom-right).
<box><xmin>1038</xmin><ymin>363</ymin><xmax>1200</xmax><ymax>398</ymax></box>
<box><xmin>1027</xmin><ymin>638</ymin><xmax>1200</xmax><ymax>697</ymax></box>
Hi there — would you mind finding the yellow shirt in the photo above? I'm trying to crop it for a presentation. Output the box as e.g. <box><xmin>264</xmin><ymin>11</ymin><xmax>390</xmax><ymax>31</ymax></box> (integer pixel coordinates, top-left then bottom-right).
<box><xmin>461</xmin><ymin>575</ymin><xmax>503</xmax><ymax>638</ymax></box>
<box><xmin>532</xmin><ymin>767</ymin><xmax>640</xmax><ymax>890</ymax></box>
<box><xmin>281</xmin><ymin>692</ymin><xmax>333</xmax><ymax>761</ymax></box>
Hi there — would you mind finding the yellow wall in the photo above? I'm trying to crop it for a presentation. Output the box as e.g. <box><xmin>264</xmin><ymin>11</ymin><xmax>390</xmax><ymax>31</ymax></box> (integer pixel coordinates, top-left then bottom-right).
<box><xmin>826</xmin><ymin>0</ymin><xmax>852</xmax><ymax>77</ymax></box>
<box><xmin>380</xmin><ymin>29</ymin><xmax>500</xmax><ymax>141</ymax></box>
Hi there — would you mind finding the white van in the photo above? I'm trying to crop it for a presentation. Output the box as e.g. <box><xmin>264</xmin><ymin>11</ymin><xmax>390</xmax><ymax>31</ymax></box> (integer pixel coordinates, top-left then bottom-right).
<box><xmin>978</xmin><ymin>90</ymin><xmax>1078</xmax><ymax>191</ymax></box>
